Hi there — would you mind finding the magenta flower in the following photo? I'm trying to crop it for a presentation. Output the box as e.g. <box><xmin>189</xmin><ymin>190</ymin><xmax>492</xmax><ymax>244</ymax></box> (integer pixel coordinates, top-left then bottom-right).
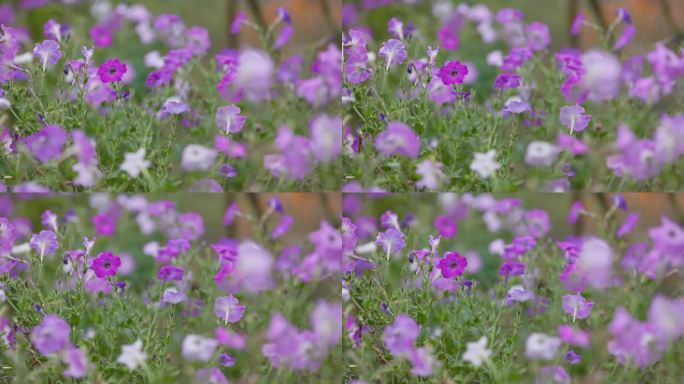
<box><xmin>375</xmin><ymin>121</ymin><xmax>421</xmax><ymax>158</ymax></box>
<box><xmin>32</xmin><ymin>40</ymin><xmax>61</xmax><ymax>71</ymax></box>
<box><xmin>157</xmin><ymin>265</ymin><xmax>184</xmax><ymax>281</ymax></box>
<box><xmin>25</xmin><ymin>125</ymin><xmax>67</xmax><ymax>163</ymax></box>
<box><xmin>437</xmin><ymin>26</ymin><xmax>459</xmax><ymax>50</ymax></box>
<box><xmin>62</xmin><ymin>345</ymin><xmax>89</xmax><ymax>378</ymax></box>
<box><xmin>434</xmin><ymin>215</ymin><xmax>457</xmax><ymax>238</ymax></box>
<box><xmin>560</xmin><ymin>104</ymin><xmax>592</xmax><ymax>133</ymax></box>
<box><xmin>91</xmin><ymin>251</ymin><xmax>121</xmax><ymax>278</ymax></box>
<box><xmin>617</xmin><ymin>212</ymin><xmax>639</xmax><ymax>238</ymax></box>
<box><xmin>438</xmin><ymin>60</ymin><xmax>468</xmax><ymax>85</ymax></box>
<box><xmin>213</xmin><ymin>295</ymin><xmax>245</xmax><ymax>324</ymax></box>
<box><xmin>526</xmin><ymin>22</ymin><xmax>551</xmax><ymax>51</ymax></box>
<box><xmin>562</xmin><ymin>293</ymin><xmax>593</xmax><ymax>320</ymax></box>
<box><xmin>30</xmin><ymin>315</ymin><xmax>71</xmax><ymax>355</ymax></box>
<box><xmin>90</xmin><ymin>25</ymin><xmax>113</xmax><ymax>48</ymax></box>
<box><xmin>97</xmin><ymin>58</ymin><xmax>127</xmax><ymax>83</ymax></box>
<box><xmin>437</xmin><ymin>252</ymin><xmax>467</xmax><ymax>278</ymax></box>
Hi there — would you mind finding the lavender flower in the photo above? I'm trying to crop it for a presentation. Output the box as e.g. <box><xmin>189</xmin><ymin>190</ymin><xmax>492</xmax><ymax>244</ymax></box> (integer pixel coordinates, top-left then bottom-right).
<box><xmin>33</xmin><ymin>40</ymin><xmax>61</xmax><ymax>71</ymax></box>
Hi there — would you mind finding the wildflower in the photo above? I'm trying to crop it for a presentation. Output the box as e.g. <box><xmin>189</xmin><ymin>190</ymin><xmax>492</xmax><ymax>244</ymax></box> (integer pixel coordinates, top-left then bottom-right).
<box><xmin>416</xmin><ymin>160</ymin><xmax>444</xmax><ymax>190</ymax></box>
<box><xmin>567</xmin><ymin>201</ymin><xmax>584</xmax><ymax>224</ymax></box>
<box><xmin>116</xmin><ymin>339</ymin><xmax>147</xmax><ymax>370</ymax></box>
<box><xmin>562</xmin><ymin>293</ymin><xmax>593</xmax><ymax>321</ymax></box>
<box><xmin>378</xmin><ymin>39</ymin><xmax>407</xmax><ymax>71</ymax></box>
<box><xmin>538</xmin><ymin>365</ymin><xmax>571</xmax><ymax>384</ymax></box>
<box><xmin>213</xmin><ymin>295</ymin><xmax>245</xmax><ymax>324</ymax></box>
<box><xmin>120</xmin><ymin>148</ymin><xmax>150</xmax><ymax>178</ymax></box>
<box><xmin>506</xmin><ymin>285</ymin><xmax>534</xmax><ymax>305</ymax></box>
<box><xmin>30</xmin><ymin>315</ymin><xmax>71</xmax><ymax>355</ymax></box>
<box><xmin>43</xmin><ymin>19</ymin><xmax>68</xmax><ymax>42</ymax></box>
<box><xmin>62</xmin><ymin>345</ymin><xmax>90</xmax><ymax>378</ymax></box>
<box><xmin>526</xmin><ymin>22</ymin><xmax>550</xmax><ymax>51</ymax></box>
<box><xmin>97</xmin><ymin>58</ymin><xmax>127</xmax><ymax>83</ymax></box>
<box><xmin>437</xmin><ymin>26</ymin><xmax>459</xmax><ymax>50</ymax></box>
<box><xmin>32</xmin><ymin>40</ymin><xmax>61</xmax><ymax>71</ymax></box>
<box><xmin>215</xmin><ymin>105</ymin><xmax>246</xmax><ymax>134</ymax></box>
<box><xmin>25</xmin><ymin>125</ymin><xmax>67</xmax><ymax>163</ymax></box>
<box><xmin>375</xmin><ymin>121</ymin><xmax>421</xmax><ymax>158</ymax></box>
<box><xmin>310</xmin><ymin>114</ymin><xmax>342</xmax><ymax>163</ymax></box>
<box><xmin>525</xmin><ymin>141</ymin><xmax>559</xmax><ymax>167</ymax></box>
<box><xmin>29</xmin><ymin>230</ymin><xmax>58</xmax><ymax>263</ymax></box>
<box><xmin>525</xmin><ymin>333</ymin><xmax>561</xmax><ymax>360</ymax></box>
<box><xmin>470</xmin><ymin>150</ymin><xmax>500</xmax><ymax>178</ymax></box>
<box><xmin>383</xmin><ymin>314</ymin><xmax>420</xmax><ymax>357</ymax></box>
<box><xmin>559</xmin><ymin>104</ymin><xmax>591</xmax><ymax>133</ymax></box>
<box><xmin>437</xmin><ymin>251</ymin><xmax>467</xmax><ymax>278</ymax></box>
<box><xmin>617</xmin><ymin>213</ymin><xmax>639</xmax><ymax>238</ymax></box>
<box><xmin>310</xmin><ymin>301</ymin><xmax>342</xmax><ymax>350</ymax></box>
<box><xmin>503</xmin><ymin>97</ymin><xmax>531</xmax><ymax>114</ymax></box>
<box><xmin>157</xmin><ymin>265</ymin><xmax>184</xmax><ymax>281</ymax></box>
<box><xmin>438</xmin><ymin>60</ymin><xmax>468</xmax><ymax>85</ymax></box>
<box><xmin>196</xmin><ymin>368</ymin><xmax>229</xmax><ymax>383</ymax></box>
<box><xmin>499</xmin><ymin>261</ymin><xmax>526</xmax><ymax>277</ymax></box>
<box><xmin>565</xmin><ymin>350</ymin><xmax>582</xmax><ymax>364</ymax></box>
<box><xmin>408</xmin><ymin>347</ymin><xmax>436</xmax><ymax>377</ymax></box>
<box><xmin>494</xmin><ymin>73</ymin><xmax>521</xmax><ymax>89</ymax></box>
<box><xmin>182</xmin><ymin>334</ymin><xmax>218</xmax><ymax>362</ymax></box>
<box><xmin>376</xmin><ymin>228</ymin><xmax>405</xmax><ymax>260</ymax></box>
<box><xmin>580</xmin><ymin>50</ymin><xmax>622</xmax><ymax>102</ymax></box>
<box><xmin>462</xmin><ymin>336</ymin><xmax>492</xmax><ymax>367</ymax></box>
<box><xmin>181</xmin><ymin>144</ymin><xmax>217</xmax><ymax>172</ymax></box>
<box><xmin>91</xmin><ymin>251</ymin><xmax>121</xmax><ymax>278</ymax></box>
<box><xmin>434</xmin><ymin>215</ymin><xmax>457</xmax><ymax>237</ymax></box>
<box><xmin>161</xmin><ymin>287</ymin><xmax>187</xmax><ymax>304</ymax></box>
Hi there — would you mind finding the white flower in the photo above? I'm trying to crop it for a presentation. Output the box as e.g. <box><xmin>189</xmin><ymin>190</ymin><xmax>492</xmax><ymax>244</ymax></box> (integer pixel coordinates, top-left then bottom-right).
<box><xmin>116</xmin><ymin>339</ymin><xmax>147</xmax><ymax>370</ymax></box>
<box><xmin>181</xmin><ymin>144</ymin><xmax>217</xmax><ymax>172</ymax></box>
<box><xmin>525</xmin><ymin>333</ymin><xmax>560</xmax><ymax>360</ymax></box>
<box><xmin>0</xmin><ymin>98</ymin><xmax>10</xmax><ymax>110</ymax></box>
<box><xmin>181</xmin><ymin>334</ymin><xmax>218</xmax><ymax>362</ymax></box>
<box><xmin>524</xmin><ymin>141</ymin><xmax>559</xmax><ymax>167</ymax></box>
<box><xmin>462</xmin><ymin>336</ymin><xmax>492</xmax><ymax>367</ymax></box>
<box><xmin>120</xmin><ymin>148</ymin><xmax>150</xmax><ymax>178</ymax></box>
<box><xmin>470</xmin><ymin>150</ymin><xmax>500</xmax><ymax>179</ymax></box>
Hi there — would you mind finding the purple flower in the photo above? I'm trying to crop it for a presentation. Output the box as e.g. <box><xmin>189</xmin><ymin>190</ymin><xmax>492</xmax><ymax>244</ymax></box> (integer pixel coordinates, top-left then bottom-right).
<box><xmin>33</xmin><ymin>40</ymin><xmax>61</xmax><ymax>71</ymax></box>
<box><xmin>565</xmin><ymin>350</ymin><xmax>582</xmax><ymax>365</ymax></box>
<box><xmin>215</xmin><ymin>105</ymin><xmax>246</xmax><ymax>134</ymax></box>
<box><xmin>437</xmin><ymin>251</ymin><xmax>467</xmax><ymax>278</ymax></box>
<box><xmin>562</xmin><ymin>293</ymin><xmax>593</xmax><ymax>320</ymax></box>
<box><xmin>438</xmin><ymin>60</ymin><xmax>468</xmax><ymax>85</ymax></box>
<box><xmin>214</xmin><ymin>295</ymin><xmax>245</xmax><ymax>324</ymax></box>
<box><xmin>559</xmin><ymin>104</ymin><xmax>591</xmax><ymax>133</ymax></box>
<box><xmin>219</xmin><ymin>353</ymin><xmax>235</xmax><ymax>367</ymax></box>
<box><xmin>62</xmin><ymin>345</ymin><xmax>89</xmax><ymax>378</ymax></box>
<box><xmin>310</xmin><ymin>114</ymin><xmax>342</xmax><ymax>163</ymax></box>
<box><xmin>29</xmin><ymin>230</ymin><xmax>58</xmax><ymax>262</ymax></box>
<box><xmin>567</xmin><ymin>201</ymin><xmax>584</xmax><ymax>224</ymax></box>
<box><xmin>378</xmin><ymin>39</ymin><xmax>407</xmax><ymax>71</ymax></box>
<box><xmin>408</xmin><ymin>347</ymin><xmax>436</xmax><ymax>377</ymax></box>
<box><xmin>434</xmin><ymin>215</ymin><xmax>457</xmax><ymax>238</ymax></box>
<box><xmin>557</xmin><ymin>325</ymin><xmax>590</xmax><ymax>347</ymax></box>
<box><xmin>91</xmin><ymin>251</ymin><xmax>121</xmax><ymax>278</ymax></box>
<box><xmin>97</xmin><ymin>58</ymin><xmax>127</xmax><ymax>83</ymax></box>
<box><xmin>538</xmin><ymin>365</ymin><xmax>570</xmax><ymax>384</ymax></box>
<box><xmin>383</xmin><ymin>314</ymin><xmax>419</xmax><ymax>357</ymax></box>
<box><xmin>0</xmin><ymin>218</ymin><xmax>15</xmax><ymax>254</ymax></box>
<box><xmin>648</xmin><ymin>216</ymin><xmax>684</xmax><ymax>259</ymax></box>
<box><xmin>271</xmin><ymin>215</ymin><xmax>294</xmax><ymax>240</ymax></box>
<box><xmin>376</xmin><ymin>228</ymin><xmax>405</xmax><ymax>259</ymax></box>
<box><xmin>561</xmin><ymin>237</ymin><xmax>614</xmax><ymax>291</ymax></box>
<box><xmin>499</xmin><ymin>261</ymin><xmax>526</xmax><ymax>277</ymax></box>
<box><xmin>30</xmin><ymin>315</ymin><xmax>71</xmax><ymax>355</ymax></box>
<box><xmin>617</xmin><ymin>212</ymin><xmax>639</xmax><ymax>238</ymax></box>
<box><xmin>580</xmin><ymin>50</ymin><xmax>622</xmax><ymax>102</ymax></box>
<box><xmin>157</xmin><ymin>265</ymin><xmax>184</xmax><ymax>281</ymax></box>
<box><xmin>90</xmin><ymin>25</ymin><xmax>113</xmax><ymax>48</ymax></box>
<box><xmin>375</xmin><ymin>121</ymin><xmax>421</xmax><ymax>158</ymax></box>
<box><xmin>196</xmin><ymin>368</ymin><xmax>228</xmax><ymax>384</ymax></box>
<box><xmin>25</xmin><ymin>125</ymin><xmax>67</xmax><ymax>163</ymax></box>
<box><xmin>526</xmin><ymin>22</ymin><xmax>550</xmax><ymax>51</ymax></box>
<box><xmin>494</xmin><ymin>73</ymin><xmax>521</xmax><ymax>89</ymax></box>
<box><xmin>438</xmin><ymin>26</ymin><xmax>459</xmax><ymax>50</ymax></box>
<box><xmin>43</xmin><ymin>19</ymin><xmax>69</xmax><ymax>43</ymax></box>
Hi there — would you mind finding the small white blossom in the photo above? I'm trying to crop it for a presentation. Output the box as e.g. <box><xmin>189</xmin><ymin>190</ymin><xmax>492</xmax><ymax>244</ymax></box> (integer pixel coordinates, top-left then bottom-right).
<box><xmin>470</xmin><ymin>150</ymin><xmax>500</xmax><ymax>179</ymax></box>
<box><xmin>120</xmin><ymin>148</ymin><xmax>150</xmax><ymax>178</ymax></box>
<box><xmin>462</xmin><ymin>336</ymin><xmax>493</xmax><ymax>367</ymax></box>
<box><xmin>116</xmin><ymin>339</ymin><xmax>147</xmax><ymax>370</ymax></box>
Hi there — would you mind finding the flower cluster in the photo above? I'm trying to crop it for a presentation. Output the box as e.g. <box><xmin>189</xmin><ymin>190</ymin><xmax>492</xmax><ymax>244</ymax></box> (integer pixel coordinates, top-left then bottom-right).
<box><xmin>0</xmin><ymin>193</ymin><xmax>341</xmax><ymax>382</ymax></box>
<box><xmin>0</xmin><ymin>2</ymin><xmax>341</xmax><ymax>192</ymax></box>
<box><xmin>343</xmin><ymin>2</ymin><xmax>684</xmax><ymax>191</ymax></box>
<box><xmin>342</xmin><ymin>192</ymin><xmax>684</xmax><ymax>382</ymax></box>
